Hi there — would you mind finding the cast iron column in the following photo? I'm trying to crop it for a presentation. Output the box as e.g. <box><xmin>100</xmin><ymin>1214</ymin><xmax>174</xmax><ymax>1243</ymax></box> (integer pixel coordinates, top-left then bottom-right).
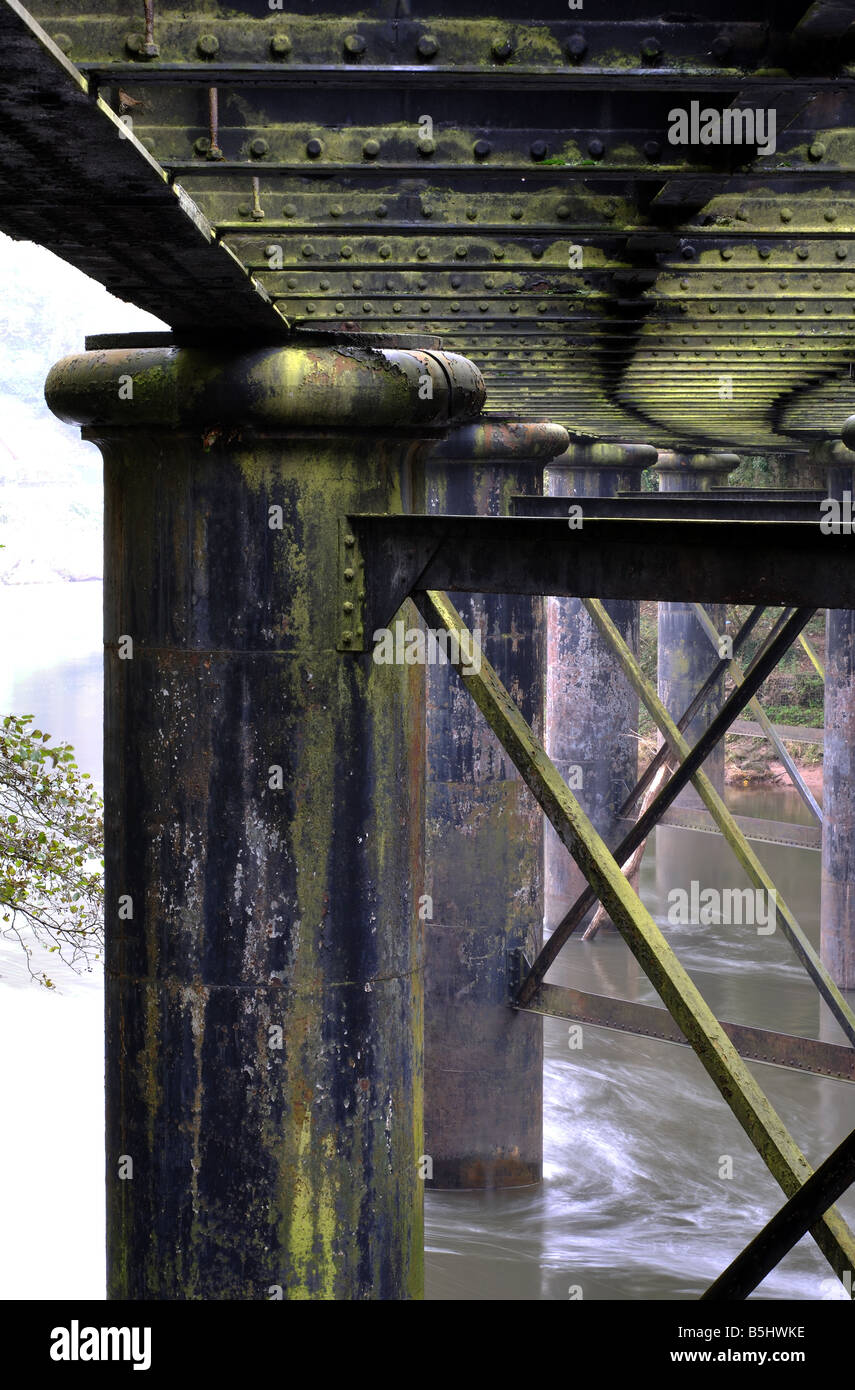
<box><xmin>544</xmin><ymin>440</ymin><xmax>657</xmax><ymax>929</ymax></box>
<box><xmin>421</xmin><ymin>415</ymin><xmax>568</xmax><ymax>1188</ymax></box>
<box><xmin>655</xmin><ymin>451</ymin><xmax>739</xmax><ymax>806</ymax></box>
<box><xmin>819</xmin><ymin>429</ymin><xmax>855</xmax><ymax>989</ymax></box>
<box><xmin>46</xmin><ymin>339</ymin><xmax>484</xmax><ymax>1299</ymax></box>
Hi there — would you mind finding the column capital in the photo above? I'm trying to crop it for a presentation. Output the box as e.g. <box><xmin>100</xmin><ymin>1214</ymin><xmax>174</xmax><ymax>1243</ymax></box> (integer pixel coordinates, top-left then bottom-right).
<box><xmin>46</xmin><ymin>343</ymin><xmax>485</xmax><ymax>436</ymax></box>
<box><xmin>655</xmin><ymin>450</ymin><xmax>740</xmax><ymax>478</ymax></box>
<box><xmin>424</xmin><ymin>414</ymin><xmax>568</xmax><ymax>464</ymax></box>
<box><xmin>549</xmin><ymin>440</ymin><xmax>658</xmax><ymax>472</ymax></box>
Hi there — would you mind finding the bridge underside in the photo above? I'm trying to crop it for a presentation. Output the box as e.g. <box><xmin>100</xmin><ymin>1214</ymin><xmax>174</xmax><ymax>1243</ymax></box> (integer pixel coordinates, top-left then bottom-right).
<box><xmin>2</xmin><ymin>0</ymin><xmax>855</xmax><ymax>447</ymax></box>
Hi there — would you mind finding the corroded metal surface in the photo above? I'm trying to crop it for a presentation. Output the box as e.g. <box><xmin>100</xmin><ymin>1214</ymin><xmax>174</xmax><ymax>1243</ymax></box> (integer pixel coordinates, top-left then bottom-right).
<box><xmin>44</xmin><ymin>341</ymin><xmax>483</xmax><ymax>1300</ymax></box>
<box><xmin>421</xmin><ymin>415</ymin><xmax>567</xmax><ymax>1187</ymax></box>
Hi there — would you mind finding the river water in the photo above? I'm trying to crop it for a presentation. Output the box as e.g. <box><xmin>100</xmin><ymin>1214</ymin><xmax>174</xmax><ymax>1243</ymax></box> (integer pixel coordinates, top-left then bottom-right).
<box><xmin>2</xmin><ymin>581</ymin><xmax>853</xmax><ymax>1301</ymax></box>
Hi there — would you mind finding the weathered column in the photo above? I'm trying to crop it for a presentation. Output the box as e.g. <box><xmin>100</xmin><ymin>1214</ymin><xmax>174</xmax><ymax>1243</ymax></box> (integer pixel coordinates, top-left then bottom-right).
<box><xmin>45</xmin><ymin>339</ymin><xmax>484</xmax><ymax>1300</ymax></box>
<box><xmin>655</xmin><ymin>451</ymin><xmax>739</xmax><ymax>806</ymax></box>
<box><xmin>818</xmin><ymin>428</ymin><xmax>855</xmax><ymax>989</ymax></box>
<box><xmin>544</xmin><ymin>440</ymin><xmax>657</xmax><ymax>929</ymax></box>
<box><xmin>421</xmin><ymin>415</ymin><xmax>568</xmax><ymax>1188</ymax></box>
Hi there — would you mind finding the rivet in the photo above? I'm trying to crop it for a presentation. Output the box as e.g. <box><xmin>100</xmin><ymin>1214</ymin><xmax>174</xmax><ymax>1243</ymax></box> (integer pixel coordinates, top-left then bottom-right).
<box><xmin>484</xmin><ymin>276</ymin><xmax>495</xmax><ymax>288</ymax></box>
<box><xmin>283</xmin><ymin>203</ymin><xmax>297</xmax><ymax>217</ymax></box>
<box><xmin>319</xmin><ymin>278</ymin><xmax>330</xmax><ymax>290</ymax></box>
<box><xmin>640</xmin><ymin>37</ymin><xmax>662</xmax><ymax>60</ymax></box>
<box><xmin>341</xmin><ymin>632</ymin><xmax>352</xmax><ymax>644</ymax></box>
<box><xmin>708</xmin><ymin>302</ymin><xmax>717</xmax><ymax>313</ymax></box>
<box><xmin>194</xmin><ymin>136</ymin><xmax>211</xmax><ymax>155</ymax></box>
<box><xmin>808</xmin><ymin>141</ymin><xmax>826</xmax><ymax>162</ymax></box>
<box><xmin>379</xmin><ymin>243</ymin><xmax>391</xmax><ymax>258</ymax></box>
<box><xmin>493</xmin><ymin>247</ymin><xmax>505</xmax><ymax>259</ymax></box>
<box><xmin>566</xmin><ymin>34</ymin><xmax>587</xmax><ymax>60</ymax></box>
<box><xmin>795</xmin><ymin>302</ymin><xmax>805</xmax><ymax>312</ymax></box>
<box><xmin>334</xmin><ymin>302</ymin><xmax>345</xmax><ymax>316</ymax></box>
<box><xmin>479</xmin><ymin>302</ymin><xmax>488</xmax><ymax>312</ymax></box>
<box><xmin>531</xmin><ymin>243</ymin><xmax>544</xmax><ymax>259</ymax></box>
<box><xmin>287</xmin><ymin>276</ymin><xmax>297</xmax><ymax>289</ymax></box>
<box><xmin>343</xmin><ymin>567</ymin><xmax>355</xmax><ymax>581</ymax></box>
<box><xmin>305</xmin><ymin>302</ymin><xmax>316</xmax><ymax>314</ymax></box>
<box><xmin>385</xmin><ymin>278</ymin><xmax>395</xmax><ymax>289</ymax></box>
<box><xmin>796</xmin><ymin>245</ymin><xmax>809</xmax><ymax>259</ymax></box>
<box><xmin>301</xmin><ymin>243</ymin><xmax>314</xmax><ymax>258</ymax></box>
<box><xmin>53</xmin><ymin>32</ymin><xmax>72</xmax><ymax>53</ymax></box>
<box><xmin>418</xmin><ymin>277</ymin><xmax>428</xmax><ymax>289</ymax></box>
<box><xmin>825</xmin><ymin>208</ymin><xmax>837</xmax><ymax>222</ymax></box>
<box><xmin>418</xmin><ymin>139</ymin><xmax>435</xmax><ymax>156</ymax></box>
<box><xmin>455</xmin><ymin>244</ymin><xmax>467</xmax><ymax>258</ymax></box>
<box><xmin>421</xmin><ymin>204</ymin><xmax>434</xmax><ymax>217</ymax></box>
<box><xmin>603</xmin><ymin>199</ymin><xmax>617</xmax><ymax>219</ymax></box>
<box><xmin>780</xmin><ymin>207</ymin><xmax>793</xmax><ymax>222</ymax></box>
<box><xmin>587</xmin><ymin>138</ymin><xmax>604</xmax><ymax>159</ymax></box>
<box><xmin>341</xmin><ymin>245</ymin><xmax>353</xmax><ymax>258</ymax></box>
<box><xmin>363</xmin><ymin>138</ymin><xmax>380</xmax><ymax>159</ymax></box>
<box><xmin>417</xmin><ymin>34</ymin><xmax>439</xmax><ymax>58</ymax></box>
<box><xmin>765</xmin><ymin>302</ymin><xmax>775</xmax><ymax>313</ymax></box>
<box><xmin>720</xmin><ymin>247</ymin><xmax>734</xmax><ymax>260</ymax></box>
<box><xmin>306</xmin><ymin>138</ymin><xmax>323</xmax><ymax>158</ymax></box>
<box><xmin>329</xmin><ymin>204</ymin><xmax>343</xmax><ymax>218</ymax></box>
<box><xmin>711</xmin><ymin>35</ymin><xmax>732</xmax><ymax>60</ymax></box>
<box><xmin>680</xmin><ymin>243</ymin><xmax>695</xmax><ymax>259</ymax></box>
<box><xmin>474</xmin><ymin>139</ymin><xmax>491</xmax><ymax>159</ymax></box>
<box><xmin>376</xmin><ymin>204</ymin><xmax>388</xmax><ymax>218</ymax></box>
<box><xmin>417</xmin><ymin>245</ymin><xmax>429</xmax><ymax>259</ymax></box>
<box><xmin>644</xmin><ymin>140</ymin><xmax>661</xmax><ymax>160</ymax></box>
<box><xmin>736</xmin><ymin>206</ymin><xmax>749</xmax><ymax>220</ymax></box>
<box><xmin>250</xmin><ymin>138</ymin><xmax>269</xmax><ymax>158</ymax></box>
<box><xmin>450</xmin><ymin>274</ymin><xmax>462</xmax><ymax>288</ymax></box>
<box><xmin>557</xmin><ymin>203</ymin><xmax>571</xmax><ymax>219</ymax></box>
<box><xmin>363</xmin><ymin>302</ymin><xmax>373</xmax><ymax>313</ymax></box>
<box><xmin>344</xmin><ymin>34</ymin><xmax>366</xmax><ymax>57</ymax></box>
<box><xmin>344</xmin><ymin>535</ymin><xmax>355</xmax><ymax>547</ymax></box>
<box><xmin>680</xmin><ymin>277</ymin><xmax>689</xmax><ymax>289</ymax></box>
<box><xmin>836</xmin><ymin>245</ymin><xmax>848</xmax><ymax>259</ymax></box>
<box><xmin>758</xmin><ymin>244</ymin><xmax>771</xmax><ymax>258</ymax></box>
<box><xmin>466</xmin><ymin>208</ymin><xmax>478</xmax><ymax>220</ymax></box>
<box><xmin>420</xmin><ymin>301</ymin><xmax>431</xmax><ymax>312</ymax></box>
<box><xmin>270</xmin><ymin>34</ymin><xmax>292</xmax><ymax>58</ymax></box>
<box><xmin>343</xmin><ymin>601</ymin><xmax>354</xmax><ymax>614</ymax></box>
<box><xmin>511</xmin><ymin>206</ymin><xmax>524</xmax><ymax>219</ymax></box>
<box><xmin>537</xmin><ymin>301</ymin><xmax>548</xmax><ymax>312</ymax></box>
<box><xmin>197</xmin><ymin>34</ymin><xmax>219</xmax><ymax>58</ymax></box>
<box><xmin>824</xmin><ymin>302</ymin><xmax>833</xmax><ymax>313</ymax></box>
<box><xmin>352</xmin><ymin>279</ymin><xmax>362</xmax><ymax>289</ymax></box>
<box><xmin>778</xmin><ymin>275</ymin><xmax>789</xmax><ymax>288</ymax></box>
<box><xmin>393</xmin><ymin>302</ymin><xmax>402</xmax><ymax>313</ymax></box>
<box><xmin>450</xmin><ymin>301</ymin><xmax>460</xmax><ymax>312</ymax></box>
<box><xmin>491</xmin><ymin>35</ymin><xmax>514</xmax><ymax>61</ymax></box>
<box><xmin>531</xmin><ymin>140</ymin><xmax>548</xmax><ymax>160</ymax></box>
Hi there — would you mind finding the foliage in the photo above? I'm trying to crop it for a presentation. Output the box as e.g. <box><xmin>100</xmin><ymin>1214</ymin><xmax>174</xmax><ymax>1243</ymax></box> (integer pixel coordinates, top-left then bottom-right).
<box><xmin>0</xmin><ymin>713</ymin><xmax>103</xmax><ymax>987</ymax></box>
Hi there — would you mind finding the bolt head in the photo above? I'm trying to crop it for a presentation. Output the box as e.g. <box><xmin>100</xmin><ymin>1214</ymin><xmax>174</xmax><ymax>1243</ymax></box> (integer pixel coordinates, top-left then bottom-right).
<box><xmin>344</xmin><ymin>34</ymin><xmax>366</xmax><ymax>56</ymax></box>
<box><xmin>197</xmin><ymin>34</ymin><xmax>219</xmax><ymax>58</ymax></box>
<box><xmin>455</xmin><ymin>245</ymin><xmax>468</xmax><ymax>259</ymax></box>
<box><xmin>194</xmin><ymin>136</ymin><xmax>211</xmax><ymax>155</ymax></box>
<box><xmin>379</xmin><ymin>244</ymin><xmax>391</xmax><ymax>258</ymax></box>
<box><xmin>250</xmin><ymin>138</ymin><xmax>269</xmax><ymax>157</ymax></box>
<box><xmin>270</xmin><ymin>34</ymin><xmax>292</xmax><ymax>57</ymax></box>
<box><xmin>306</xmin><ymin>138</ymin><xmax>323</xmax><ymax>158</ymax></box>
<box><xmin>376</xmin><ymin>204</ymin><xmax>388</xmax><ymax>218</ymax></box>
<box><xmin>417</xmin><ymin>34</ymin><xmax>439</xmax><ymax>58</ymax></box>
<box><xmin>363</xmin><ymin>138</ymin><xmax>380</xmax><ymax>158</ymax></box>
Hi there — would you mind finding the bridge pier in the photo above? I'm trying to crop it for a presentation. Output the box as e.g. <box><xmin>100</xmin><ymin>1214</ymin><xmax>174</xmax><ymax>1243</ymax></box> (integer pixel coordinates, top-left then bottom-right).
<box><xmin>819</xmin><ymin>429</ymin><xmax>855</xmax><ymax>990</ymax></box>
<box><xmin>655</xmin><ymin>451</ymin><xmax>739</xmax><ymax>807</ymax></box>
<box><xmin>544</xmin><ymin>441</ymin><xmax>656</xmax><ymax>929</ymax></box>
<box><xmin>421</xmin><ymin>415</ymin><xmax>568</xmax><ymax>1188</ymax></box>
<box><xmin>46</xmin><ymin>338</ymin><xmax>484</xmax><ymax>1299</ymax></box>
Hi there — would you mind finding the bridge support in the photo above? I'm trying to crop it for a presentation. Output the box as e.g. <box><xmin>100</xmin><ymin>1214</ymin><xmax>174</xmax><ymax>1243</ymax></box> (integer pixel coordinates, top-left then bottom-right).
<box><xmin>45</xmin><ymin>338</ymin><xmax>484</xmax><ymax>1299</ymax></box>
<box><xmin>544</xmin><ymin>441</ymin><xmax>656</xmax><ymax>928</ymax></box>
<box><xmin>655</xmin><ymin>451</ymin><xmax>739</xmax><ymax>807</ymax></box>
<box><xmin>421</xmin><ymin>416</ymin><xmax>567</xmax><ymax>1188</ymax></box>
<box><xmin>819</xmin><ymin>431</ymin><xmax>855</xmax><ymax>990</ymax></box>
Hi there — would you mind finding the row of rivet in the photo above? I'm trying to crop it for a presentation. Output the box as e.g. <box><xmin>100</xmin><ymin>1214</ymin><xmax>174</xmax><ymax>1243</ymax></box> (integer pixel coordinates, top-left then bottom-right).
<box><xmin>100</xmin><ymin>31</ymin><xmax>736</xmax><ymax>65</ymax></box>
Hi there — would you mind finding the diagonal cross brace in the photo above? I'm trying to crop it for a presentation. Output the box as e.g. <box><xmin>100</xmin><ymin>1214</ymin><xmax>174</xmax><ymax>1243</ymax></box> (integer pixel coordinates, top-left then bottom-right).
<box><xmin>414</xmin><ymin>587</ymin><xmax>855</xmax><ymax>1290</ymax></box>
<box><xmin>520</xmin><ymin>599</ymin><xmax>855</xmax><ymax>1050</ymax></box>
